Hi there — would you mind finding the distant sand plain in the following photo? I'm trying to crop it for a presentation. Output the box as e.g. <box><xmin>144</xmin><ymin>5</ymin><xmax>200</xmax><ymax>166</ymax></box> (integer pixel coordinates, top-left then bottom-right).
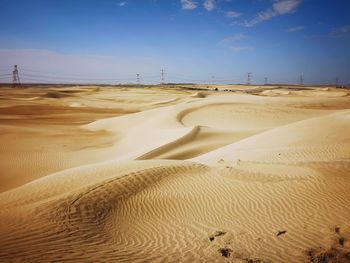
<box><xmin>0</xmin><ymin>85</ymin><xmax>350</xmax><ymax>262</ymax></box>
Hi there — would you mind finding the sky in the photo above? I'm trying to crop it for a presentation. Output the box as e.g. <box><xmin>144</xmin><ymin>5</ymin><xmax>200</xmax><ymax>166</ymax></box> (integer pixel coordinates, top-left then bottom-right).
<box><xmin>0</xmin><ymin>0</ymin><xmax>350</xmax><ymax>84</ymax></box>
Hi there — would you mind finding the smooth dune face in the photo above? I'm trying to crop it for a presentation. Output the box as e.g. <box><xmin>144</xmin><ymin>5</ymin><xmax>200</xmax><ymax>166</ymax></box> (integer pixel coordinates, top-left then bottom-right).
<box><xmin>0</xmin><ymin>85</ymin><xmax>350</xmax><ymax>262</ymax></box>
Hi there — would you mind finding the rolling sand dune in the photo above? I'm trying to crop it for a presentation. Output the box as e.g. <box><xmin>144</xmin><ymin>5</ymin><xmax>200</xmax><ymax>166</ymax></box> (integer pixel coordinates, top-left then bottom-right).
<box><xmin>0</xmin><ymin>85</ymin><xmax>350</xmax><ymax>262</ymax></box>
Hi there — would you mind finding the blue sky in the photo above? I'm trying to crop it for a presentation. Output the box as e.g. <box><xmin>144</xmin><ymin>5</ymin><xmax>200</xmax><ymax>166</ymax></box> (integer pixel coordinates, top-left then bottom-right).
<box><xmin>0</xmin><ymin>0</ymin><xmax>349</xmax><ymax>84</ymax></box>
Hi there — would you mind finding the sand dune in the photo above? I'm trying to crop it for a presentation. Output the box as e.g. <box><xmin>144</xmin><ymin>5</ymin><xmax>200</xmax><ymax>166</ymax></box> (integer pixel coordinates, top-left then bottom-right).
<box><xmin>0</xmin><ymin>85</ymin><xmax>349</xmax><ymax>262</ymax></box>
<box><xmin>194</xmin><ymin>110</ymin><xmax>350</xmax><ymax>165</ymax></box>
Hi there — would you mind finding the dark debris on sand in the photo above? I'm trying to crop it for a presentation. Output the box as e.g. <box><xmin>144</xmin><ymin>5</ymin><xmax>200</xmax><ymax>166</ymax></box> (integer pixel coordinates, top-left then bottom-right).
<box><xmin>276</xmin><ymin>230</ymin><xmax>287</xmax><ymax>237</ymax></box>
<box><xmin>305</xmin><ymin>228</ymin><xmax>350</xmax><ymax>263</ymax></box>
<box><xmin>218</xmin><ymin>247</ymin><xmax>232</xmax><ymax>258</ymax></box>
<box><xmin>305</xmin><ymin>247</ymin><xmax>350</xmax><ymax>263</ymax></box>
<box><xmin>209</xmin><ymin>230</ymin><xmax>226</xmax><ymax>242</ymax></box>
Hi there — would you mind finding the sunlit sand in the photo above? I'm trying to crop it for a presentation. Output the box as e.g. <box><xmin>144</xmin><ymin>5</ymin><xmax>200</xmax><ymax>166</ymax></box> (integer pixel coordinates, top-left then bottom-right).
<box><xmin>0</xmin><ymin>85</ymin><xmax>349</xmax><ymax>262</ymax></box>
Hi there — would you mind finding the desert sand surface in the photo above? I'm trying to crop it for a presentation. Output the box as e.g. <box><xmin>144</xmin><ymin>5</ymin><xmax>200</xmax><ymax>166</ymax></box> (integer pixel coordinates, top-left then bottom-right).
<box><xmin>0</xmin><ymin>84</ymin><xmax>350</xmax><ymax>262</ymax></box>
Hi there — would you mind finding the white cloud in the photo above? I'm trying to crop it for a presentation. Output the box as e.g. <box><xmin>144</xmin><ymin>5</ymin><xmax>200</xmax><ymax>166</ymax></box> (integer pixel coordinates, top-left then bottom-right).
<box><xmin>230</xmin><ymin>46</ymin><xmax>254</xmax><ymax>52</ymax></box>
<box><xmin>116</xmin><ymin>1</ymin><xmax>127</xmax><ymax>6</ymax></box>
<box><xmin>244</xmin><ymin>0</ymin><xmax>302</xmax><ymax>27</ymax></box>
<box><xmin>220</xmin><ymin>34</ymin><xmax>253</xmax><ymax>52</ymax></box>
<box><xmin>330</xmin><ymin>25</ymin><xmax>350</xmax><ymax>37</ymax></box>
<box><xmin>181</xmin><ymin>0</ymin><xmax>198</xmax><ymax>10</ymax></box>
<box><xmin>272</xmin><ymin>0</ymin><xmax>300</xmax><ymax>14</ymax></box>
<box><xmin>226</xmin><ymin>10</ymin><xmax>241</xmax><ymax>18</ymax></box>
<box><xmin>286</xmin><ymin>25</ymin><xmax>305</xmax><ymax>32</ymax></box>
<box><xmin>203</xmin><ymin>0</ymin><xmax>216</xmax><ymax>11</ymax></box>
<box><xmin>221</xmin><ymin>33</ymin><xmax>247</xmax><ymax>43</ymax></box>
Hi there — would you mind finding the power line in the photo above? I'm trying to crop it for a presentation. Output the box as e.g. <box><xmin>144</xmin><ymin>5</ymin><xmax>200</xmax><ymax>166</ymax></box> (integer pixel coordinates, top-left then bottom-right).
<box><xmin>19</xmin><ymin>68</ymin><xmax>138</xmax><ymax>78</ymax></box>
<box><xmin>19</xmin><ymin>73</ymin><xmax>138</xmax><ymax>81</ymax></box>
<box><xmin>1</xmin><ymin>66</ymin><xmax>347</xmax><ymax>85</ymax></box>
<box><xmin>1</xmin><ymin>67</ymin><xmax>248</xmax><ymax>84</ymax></box>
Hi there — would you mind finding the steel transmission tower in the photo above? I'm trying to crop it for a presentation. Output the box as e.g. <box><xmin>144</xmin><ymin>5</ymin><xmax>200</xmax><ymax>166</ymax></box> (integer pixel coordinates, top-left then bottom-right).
<box><xmin>136</xmin><ymin>74</ymin><xmax>140</xmax><ymax>85</ymax></box>
<box><xmin>300</xmin><ymin>74</ymin><xmax>304</xmax><ymax>86</ymax></box>
<box><xmin>12</xmin><ymin>65</ymin><xmax>21</xmax><ymax>88</ymax></box>
<box><xmin>160</xmin><ymin>69</ymin><xmax>165</xmax><ymax>84</ymax></box>
<box><xmin>247</xmin><ymin>73</ymin><xmax>251</xmax><ymax>85</ymax></box>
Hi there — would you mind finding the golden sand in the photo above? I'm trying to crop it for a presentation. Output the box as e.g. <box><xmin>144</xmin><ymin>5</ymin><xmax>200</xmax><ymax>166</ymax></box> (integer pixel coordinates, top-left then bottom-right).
<box><xmin>0</xmin><ymin>85</ymin><xmax>349</xmax><ymax>262</ymax></box>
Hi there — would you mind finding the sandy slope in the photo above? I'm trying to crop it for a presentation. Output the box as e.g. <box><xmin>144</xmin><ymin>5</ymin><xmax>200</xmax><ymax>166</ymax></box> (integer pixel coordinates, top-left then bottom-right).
<box><xmin>0</xmin><ymin>85</ymin><xmax>350</xmax><ymax>262</ymax></box>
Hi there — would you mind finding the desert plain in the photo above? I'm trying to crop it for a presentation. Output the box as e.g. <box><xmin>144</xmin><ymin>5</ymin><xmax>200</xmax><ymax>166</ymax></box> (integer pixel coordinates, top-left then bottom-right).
<box><xmin>0</xmin><ymin>84</ymin><xmax>350</xmax><ymax>262</ymax></box>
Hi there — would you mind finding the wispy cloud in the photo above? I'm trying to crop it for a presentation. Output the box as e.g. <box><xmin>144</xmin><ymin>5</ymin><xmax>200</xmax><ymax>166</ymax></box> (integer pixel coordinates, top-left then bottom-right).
<box><xmin>330</xmin><ymin>25</ymin><xmax>350</xmax><ymax>37</ymax></box>
<box><xmin>225</xmin><ymin>10</ymin><xmax>241</xmax><ymax>18</ymax></box>
<box><xmin>203</xmin><ymin>0</ymin><xmax>216</xmax><ymax>11</ymax></box>
<box><xmin>229</xmin><ymin>46</ymin><xmax>254</xmax><ymax>52</ymax></box>
<box><xmin>181</xmin><ymin>0</ymin><xmax>198</xmax><ymax>10</ymax></box>
<box><xmin>221</xmin><ymin>33</ymin><xmax>247</xmax><ymax>43</ymax></box>
<box><xmin>116</xmin><ymin>1</ymin><xmax>127</xmax><ymax>7</ymax></box>
<box><xmin>286</xmin><ymin>25</ymin><xmax>305</xmax><ymax>32</ymax></box>
<box><xmin>220</xmin><ymin>33</ymin><xmax>253</xmax><ymax>52</ymax></box>
<box><xmin>244</xmin><ymin>0</ymin><xmax>302</xmax><ymax>27</ymax></box>
<box><xmin>273</xmin><ymin>0</ymin><xmax>301</xmax><ymax>14</ymax></box>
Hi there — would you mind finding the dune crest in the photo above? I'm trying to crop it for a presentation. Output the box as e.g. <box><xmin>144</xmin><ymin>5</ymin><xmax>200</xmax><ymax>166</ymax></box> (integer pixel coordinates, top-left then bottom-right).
<box><xmin>1</xmin><ymin>85</ymin><xmax>350</xmax><ymax>262</ymax></box>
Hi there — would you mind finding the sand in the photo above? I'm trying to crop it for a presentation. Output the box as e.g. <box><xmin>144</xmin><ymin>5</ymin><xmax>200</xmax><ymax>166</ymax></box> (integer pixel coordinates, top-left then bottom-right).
<box><xmin>0</xmin><ymin>85</ymin><xmax>349</xmax><ymax>262</ymax></box>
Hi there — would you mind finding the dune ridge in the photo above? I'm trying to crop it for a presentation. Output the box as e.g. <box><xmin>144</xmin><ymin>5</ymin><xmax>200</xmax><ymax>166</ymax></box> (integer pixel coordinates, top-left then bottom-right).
<box><xmin>0</xmin><ymin>85</ymin><xmax>349</xmax><ymax>262</ymax></box>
